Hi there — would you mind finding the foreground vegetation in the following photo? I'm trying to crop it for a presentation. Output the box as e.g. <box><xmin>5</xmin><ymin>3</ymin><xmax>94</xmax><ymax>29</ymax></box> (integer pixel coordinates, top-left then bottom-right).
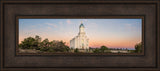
<box><xmin>19</xmin><ymin>35</ymin><xmax>70</xmax><ymax>53</ymax></box>
<box><xmin>18</xmin><ymin>35</ymin><xmax>142</xmax><ymax>53</ymax></box>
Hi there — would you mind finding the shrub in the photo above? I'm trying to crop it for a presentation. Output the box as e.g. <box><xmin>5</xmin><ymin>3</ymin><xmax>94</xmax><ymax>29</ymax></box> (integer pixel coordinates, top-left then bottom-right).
<box><xmin>74</xmin><ymin>48</ymin><xmax>79</xmax><ymax>53</ymax></box>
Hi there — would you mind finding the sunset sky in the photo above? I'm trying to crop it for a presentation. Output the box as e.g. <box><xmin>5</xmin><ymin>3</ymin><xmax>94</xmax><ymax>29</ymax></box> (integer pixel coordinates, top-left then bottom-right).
<box><xmin>19</xmin><ymin>19</ymin><xmax>142</xmax><ymax>50</ymax></box>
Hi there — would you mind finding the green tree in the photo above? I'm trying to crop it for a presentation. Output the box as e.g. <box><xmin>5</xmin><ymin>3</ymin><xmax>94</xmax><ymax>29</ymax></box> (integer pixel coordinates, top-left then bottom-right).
<box><xmin>50</xmin><ymin>40</ymin><xmax>70</xmax><ymax>52</ymax></box>
<box><xmin>19</xmin><ymin>35</ymin><xmax>70</xmax><ymax>53</ymax></box>
<box><xmin>135</xmin><ymin>42</ymin><xmax>142</xmax><ymax>53</ymax></box>
<box><xmin>74</xmin><ymin>48</ymin><xmax>79</xmax><ymax>53</ymax></box>
<box><xmin>93</xmin><ymin>48</ymin><xmax>100</xmax><ymax>53</ymax></box>
<box><xmin>41</xmin><ymin>38</ymin><xmax>49</xmax><ymax>47</ymax></box>
<box><xmin>65</xmin><ymin>46</ymin><xmax>70</xmax><ymax>52</ymax></box>
<box><xmin>100</xmin><ymin>46</ymin><xmax>108</xmax><ymax>53</ymax></box>
<box><xmin>35</xmin><ymin>35</ymin><xmax>41</xmax><ymax>42</ymax></box>
<box><xmin>40</xmin><ymin>46</ymin><xmax>49</xmax><ymax>51</ymax></box>
<box><xmin>40</xmin><ymin>38</ymin><xmax>50</xmax><ymax>51</ymax></box>
<box><xmin>19</xmin><ymin>37</ymin><xmax>36</xmax><ymax>49</ymax></box>
<box><xmin>33</xmin><ymin>35</ymin><xmax>42</xmax><ymax>50</ymax></box>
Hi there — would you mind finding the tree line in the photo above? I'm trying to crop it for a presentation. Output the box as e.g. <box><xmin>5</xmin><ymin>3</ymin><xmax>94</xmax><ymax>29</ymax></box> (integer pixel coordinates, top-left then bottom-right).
<box><xmin>18</xmin><ymin>35</ymin><xmax>142</xmax><ymax>53</ymax></box>
<box><xmin>134</xmin><ymin>42</ymin><xmax>142</xmax><ymax>53</ymax></box>
<box><xmin>19</xmin><ymin>35</ymin><xmax>70</xmax><ymax>53</ymax></box>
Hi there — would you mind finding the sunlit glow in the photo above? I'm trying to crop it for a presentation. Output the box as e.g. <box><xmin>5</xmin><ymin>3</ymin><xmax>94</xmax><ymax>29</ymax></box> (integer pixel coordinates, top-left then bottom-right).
<box><xmin>19</xmin><ymin>19</ymin><xmax>142</xmax><ymax>50</ymax></box>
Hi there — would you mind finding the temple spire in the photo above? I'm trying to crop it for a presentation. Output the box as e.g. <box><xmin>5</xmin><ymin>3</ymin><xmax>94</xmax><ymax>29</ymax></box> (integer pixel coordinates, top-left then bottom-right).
<box><xmin>79</xmin><ymin>21</ymin><xmax>85</xmax><ymax>34</ymax></box>
<box><xmin>79</xmin><ymin>21</ymin><xmax>85</xmax><ymax>28</ymax></box>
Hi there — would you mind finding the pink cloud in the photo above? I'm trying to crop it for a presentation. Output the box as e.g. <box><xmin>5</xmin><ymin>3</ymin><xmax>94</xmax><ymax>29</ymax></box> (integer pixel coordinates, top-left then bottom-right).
<box><xmin>45</xmin><ymin>23</ymin><xmax>57</xmax><ymax>28</ymax></box>
<box><xmin>47</xmin><ymin>27</ymin><xmax>52</xmax><ymax>29</ymax></box>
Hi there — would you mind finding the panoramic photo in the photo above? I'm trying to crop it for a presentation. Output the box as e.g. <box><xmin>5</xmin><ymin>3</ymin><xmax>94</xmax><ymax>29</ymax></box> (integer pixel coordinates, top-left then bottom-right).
<box><xmin>17</xmin><ymin>19</ymin><xmax>142</xmax><ymax>54</ymax></box>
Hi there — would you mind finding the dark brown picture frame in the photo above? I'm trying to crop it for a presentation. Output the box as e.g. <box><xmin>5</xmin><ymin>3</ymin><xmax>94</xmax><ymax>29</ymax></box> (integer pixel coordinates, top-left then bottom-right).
<box><xmin>0</xmin><ymin>0</ymin><xmax>160</xmax><ymax>71</ymax></box>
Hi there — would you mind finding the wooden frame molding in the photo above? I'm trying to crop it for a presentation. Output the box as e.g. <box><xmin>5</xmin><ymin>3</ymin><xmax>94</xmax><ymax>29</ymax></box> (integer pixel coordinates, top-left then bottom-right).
<box><xmin>0</xmin><ymin>0</ymin><xmax>160</xmax><ymax>71</ymax></box>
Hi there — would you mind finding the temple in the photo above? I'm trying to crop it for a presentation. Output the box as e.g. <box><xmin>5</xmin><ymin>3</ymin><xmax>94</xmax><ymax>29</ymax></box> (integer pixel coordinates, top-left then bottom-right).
<box><xmin>70</xmin><ymin>22</ymin><xmax>89</xmax><ymax>49</ymax></box>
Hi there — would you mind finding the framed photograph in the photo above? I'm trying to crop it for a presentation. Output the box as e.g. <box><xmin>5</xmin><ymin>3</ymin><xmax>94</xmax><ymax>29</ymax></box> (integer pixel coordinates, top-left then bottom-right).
<box><xmin>16</xmin><ymin>16</ymin><xmax>144</xmax><ymax>55</ymax></box>
<box><xmin>0</xmin><ymin>0</ymin><xmax>160</xmax><ymax>71</ymax></box>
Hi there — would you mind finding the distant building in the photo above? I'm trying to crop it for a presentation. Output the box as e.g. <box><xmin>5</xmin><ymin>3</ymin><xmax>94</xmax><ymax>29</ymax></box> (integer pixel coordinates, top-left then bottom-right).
<box><xmin>109</xmin><ymin>48</ymin><xmax>129</xmax><ymax>53</ymax></box>
<box><xmin>70</xmin><ymin>22</ymin><xmax>89</xmax><ymax>49</ymax></box>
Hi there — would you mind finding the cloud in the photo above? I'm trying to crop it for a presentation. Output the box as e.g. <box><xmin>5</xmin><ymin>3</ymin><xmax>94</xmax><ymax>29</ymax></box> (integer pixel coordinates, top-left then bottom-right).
<box><xmin>45</xmin><ymin>23</ymin><xmax>57</xmax><ymax>28</ymax></box>
<box><xmin>84</xmin><ymin>19</ymin><xmax>88</xmax><ymax>22</ymax></box>
<box><xmin>66</xmin><ymin>20</ymin><xmax>72</xmax><ymax>24</ymax></box>
<box><xmin>125</xmin><ymin>23</ymin><xmax>139</xmax><ymax>32</ymax></box>
<box><xmin>125</xmin><ymin>24</ymin><xmax>135</xmax><ymax>29</ymax></box>
<box><xmin>125</xmin><ymin>24</ymin><xmax>132</xmax><ymax>26</ymax></box>
<box><xmin>87</xmin><ymin>23</ymin><xmax>97</xmax><ymax>28</ymax></box>
<box><xmin>47</xmin><ymin>27</ymin><xmax>52</xmax><ymax>29</ymax></box>
<box><xmin>31</xmin><ymin>25</ymin><xmax>36</xmax><ymax>28</ymax></box>
<box><xmin>59</xmin><ymin>22</ymin><xmax>63</xmax><ymax>24</ymax></box>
